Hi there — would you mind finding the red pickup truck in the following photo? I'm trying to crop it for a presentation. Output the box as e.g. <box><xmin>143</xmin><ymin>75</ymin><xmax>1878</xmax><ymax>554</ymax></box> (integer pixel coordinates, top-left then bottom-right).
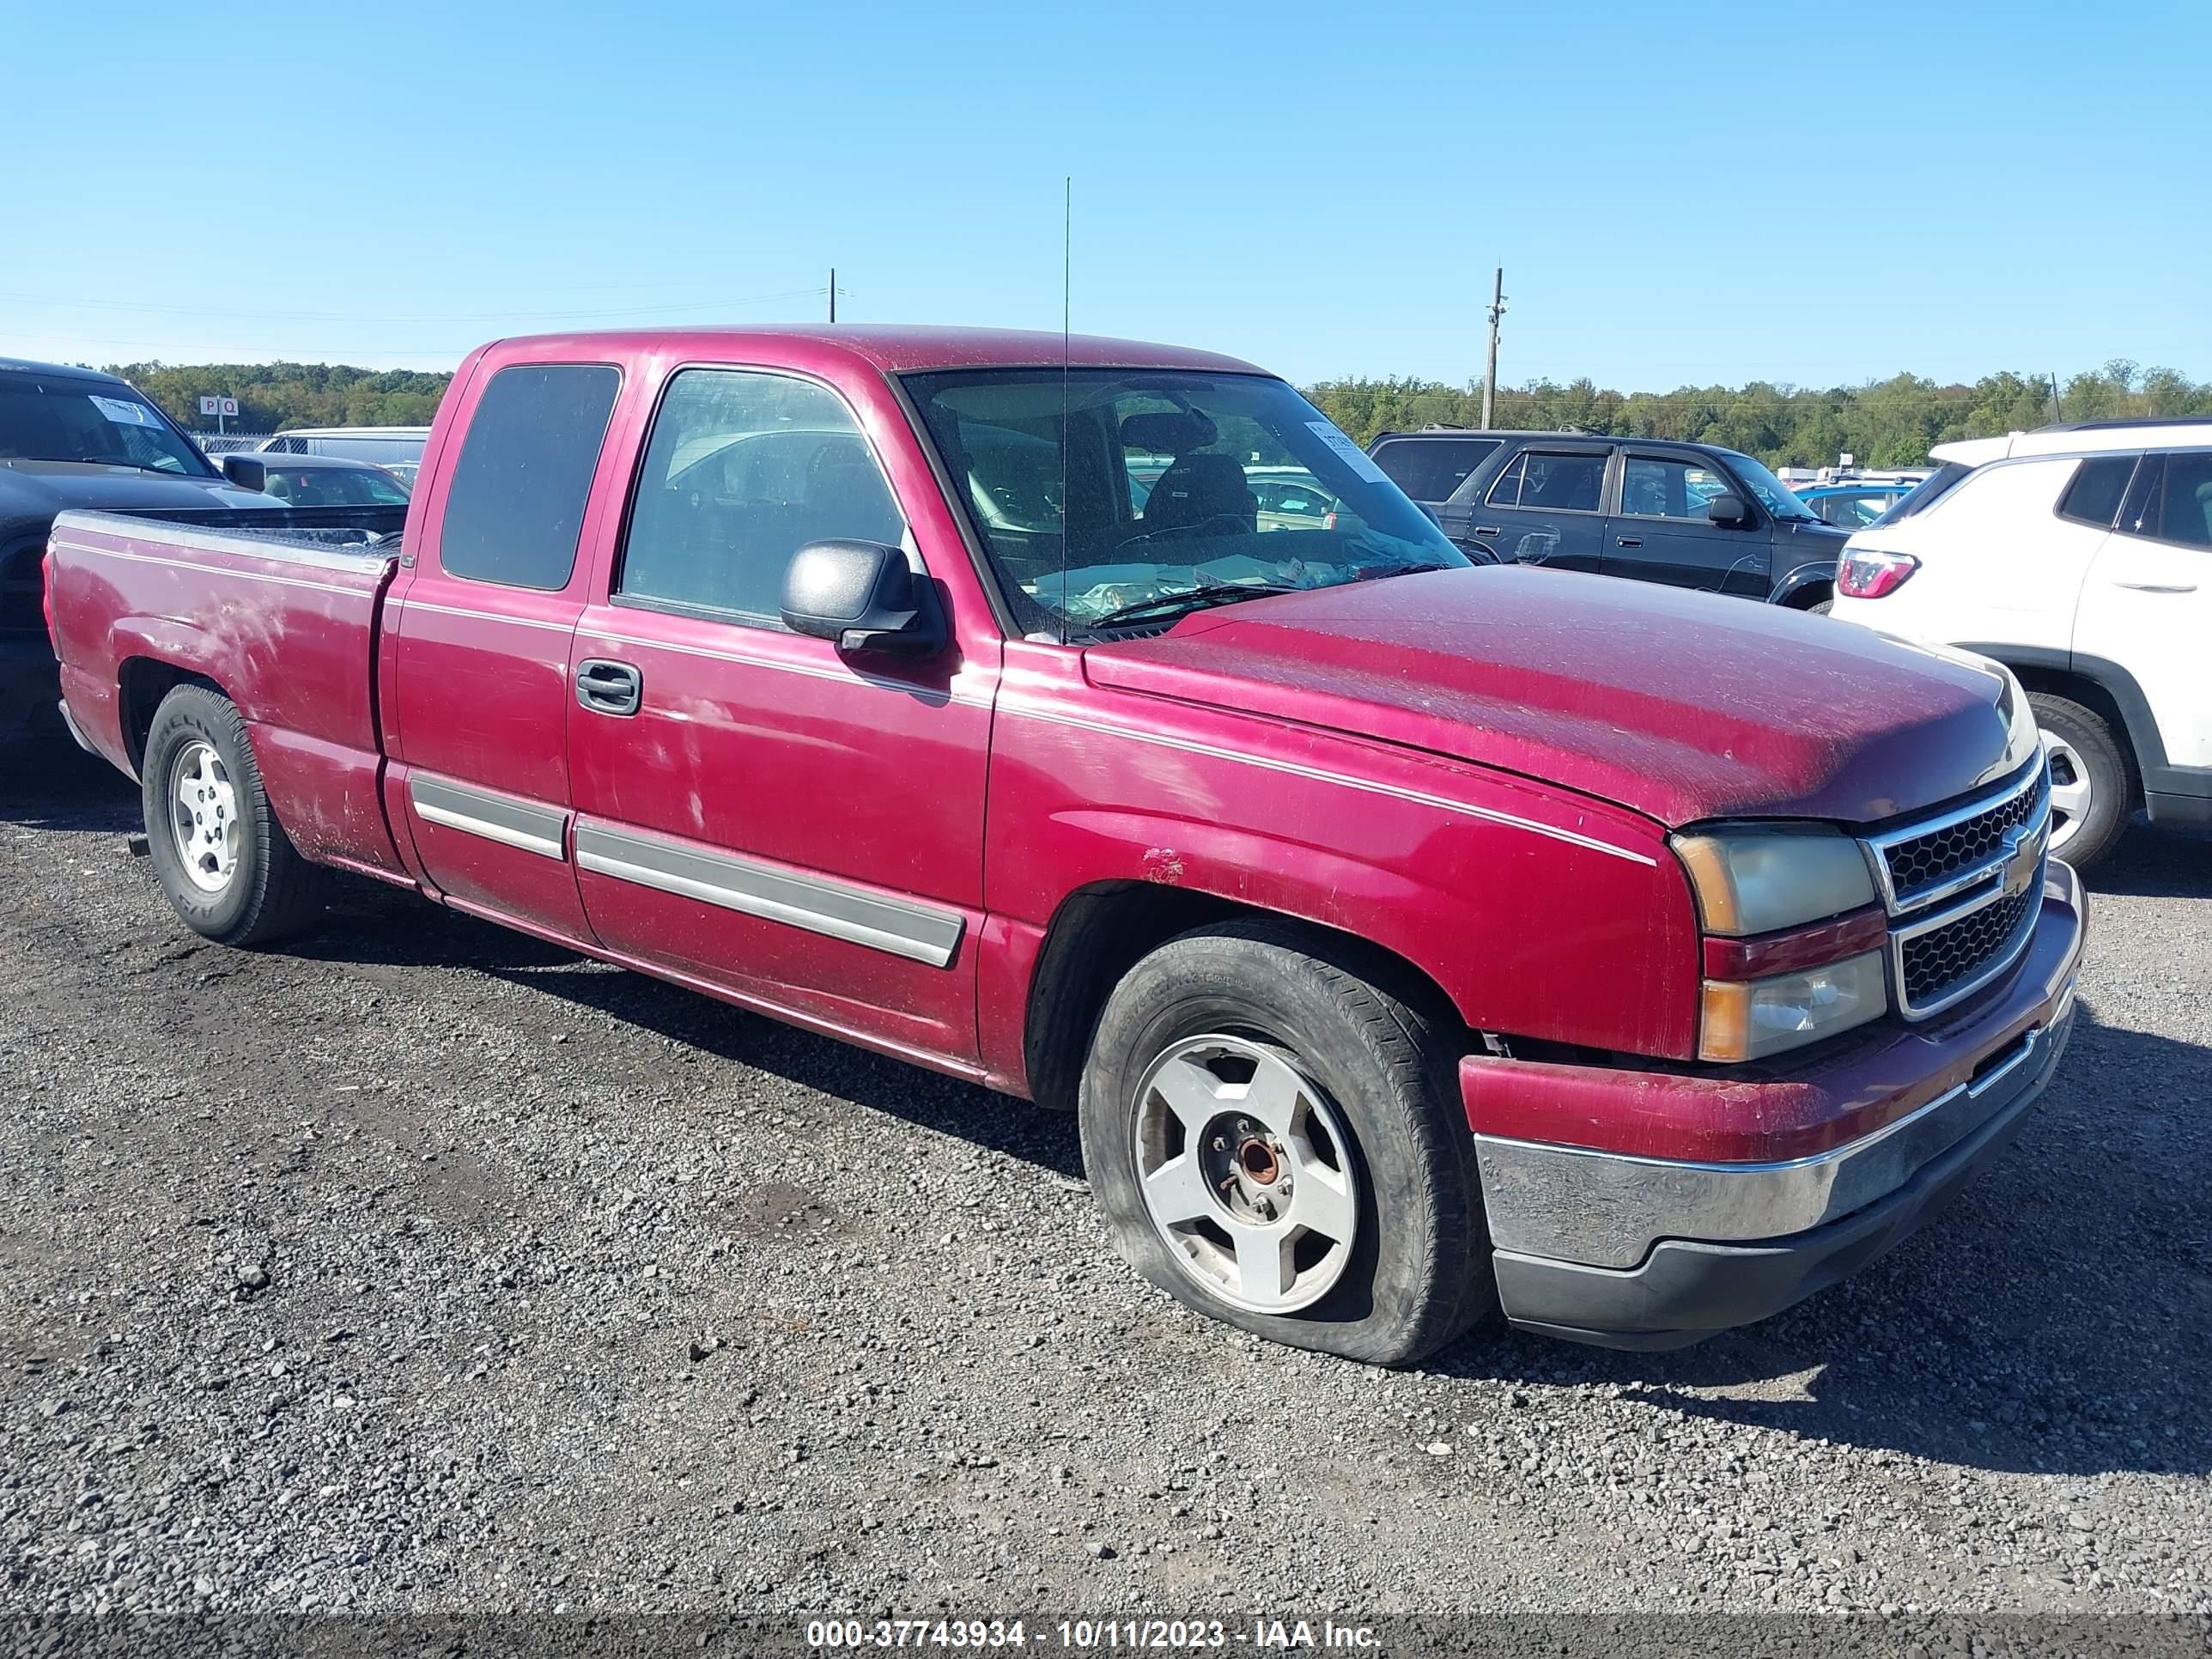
<box><xmin>46</xmin><ymin>326</ymin><xmax>2084</xmax><ymax>1364</ymax></box>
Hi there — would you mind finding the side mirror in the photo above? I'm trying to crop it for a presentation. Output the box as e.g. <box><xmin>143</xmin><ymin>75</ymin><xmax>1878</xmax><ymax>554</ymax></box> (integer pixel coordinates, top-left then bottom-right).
<box><xmin>781</xmin><ymin>539</ymin><xmax>946</xmax><ymax>657</ymax></box>
<box><xmin>1706</xmin><ymin>493</ymin><xmax>1753</xmax><ymax>528</ymax></box>
<box><xmin>222</xmin><ymin>455</ymin><xmax>267</xmax><ymax>491</ymax></box>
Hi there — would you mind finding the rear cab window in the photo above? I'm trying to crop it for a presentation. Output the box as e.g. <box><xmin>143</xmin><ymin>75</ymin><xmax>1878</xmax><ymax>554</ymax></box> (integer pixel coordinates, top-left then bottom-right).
<box><xmin>1369</xmin><ymin>436</ymin><xmax>1502</xmax><ymax>503</ymax></box>
<box><xmin>438</xmin><ymin>364</ymin><xmax>622</xmax><ymax>588</ymax></box>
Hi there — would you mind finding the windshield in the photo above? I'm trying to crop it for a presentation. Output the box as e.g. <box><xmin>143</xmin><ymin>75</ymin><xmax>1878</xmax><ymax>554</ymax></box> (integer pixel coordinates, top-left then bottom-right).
<box><xmin>903</xmin><ymin>369</ymin><xmax>1468</xmax><ymax>635</ymax></box>
<box><xmin>1719</xmin><ymin>450</ymin><xmax>1818</xmax><ymax>521</ymax></box>
<box><xmin>0</xmin><ymin>370</ymin><xmax>214</xmax><ymax>477</ymax></box>
<box><xmin>262</xmin><ymin>465</ymin><xmax>411</xmax><ymax>506</ymax></box>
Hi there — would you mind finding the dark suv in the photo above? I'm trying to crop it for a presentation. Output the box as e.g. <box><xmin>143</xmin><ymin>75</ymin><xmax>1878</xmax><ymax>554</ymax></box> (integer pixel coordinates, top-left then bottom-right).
<box><xmin>1367</xmin><ymin>429</ymin><xmax>1850</xmax><ymax>611</ymax></box>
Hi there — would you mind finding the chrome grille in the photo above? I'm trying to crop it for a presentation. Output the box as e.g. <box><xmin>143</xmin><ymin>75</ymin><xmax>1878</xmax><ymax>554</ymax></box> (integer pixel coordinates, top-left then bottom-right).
<box><xmin>1864</xmin><ymin>757</ymin><xmax>2051</xmax><ymax>1020</ymax></box>
<box><xmin>1899</xmin><ymin>883</ymin><xmax>2038</xmax><ymax>1008</ymax></box>
<box><xmin>1877</xmin><ymin>761</ymin><xmax>2046</xmax><ymax>909</ymax></box>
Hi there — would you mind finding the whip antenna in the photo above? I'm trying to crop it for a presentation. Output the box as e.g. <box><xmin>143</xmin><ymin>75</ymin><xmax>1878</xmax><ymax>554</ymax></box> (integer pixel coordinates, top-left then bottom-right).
<box><xmin>1058</xmin><ymin>176</ymin><xmax>1073</xmax><ymax>643</ymax></box>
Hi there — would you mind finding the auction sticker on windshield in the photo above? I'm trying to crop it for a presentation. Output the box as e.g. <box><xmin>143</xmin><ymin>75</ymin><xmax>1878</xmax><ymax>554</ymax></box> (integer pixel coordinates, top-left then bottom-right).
<box><xmin>1305</xmin><ymin>421</ymin><xmax>1390</xmax><ymax>486</ymax></box>
<box><xmin>88</xmin><ymin>395</ymin><xmax>157</xmax><ymax>426</ymax></box>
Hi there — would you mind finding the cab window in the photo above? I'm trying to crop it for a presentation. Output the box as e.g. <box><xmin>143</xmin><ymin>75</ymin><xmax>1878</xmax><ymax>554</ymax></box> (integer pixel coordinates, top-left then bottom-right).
<box><xmin>438</xmin><ymin>364</ymin><xmax>621</xmax><ymax>590</ymax></box>
<box><xmin>616</xmin><ymin>368</ymin><xmax>908</xmax><ymax>623</ymax></box>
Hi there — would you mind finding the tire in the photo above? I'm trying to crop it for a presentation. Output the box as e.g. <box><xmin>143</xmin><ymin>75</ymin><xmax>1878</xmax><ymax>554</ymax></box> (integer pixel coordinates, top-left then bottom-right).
<box><xmin>140</xmin><ymin>685</ymin><xmax>325</xmax><ymax>946</ymax></box>
<box><xmin>1078</xmin><ymin>919</ymin><xmax>1493</xmax><ymax>1366</ymax></box>
<box><xmin>1806</xmin><ymin>599</ymin><xmax>1833</xmax><ymax>615</ymax></box>
<box><xmin>2030</xmin><ymin>692</ymin><xmax>2133</xmax><ymax>870</ymax></box>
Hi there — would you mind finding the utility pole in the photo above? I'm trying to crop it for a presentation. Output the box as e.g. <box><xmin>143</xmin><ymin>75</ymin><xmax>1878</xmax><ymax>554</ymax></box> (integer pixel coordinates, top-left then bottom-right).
<box><xmin>2048</xmin><ymin>371</ymin><xmax>2062</xmax><ymax>422</ymax></box>
<box><xmin>1481</xmin><ymin>267</ymin><xmax>1507</xmax><ymax>429</ymax></box>
<box><xmin>829</xmin><ymin>268</ymin><xmax>836</xmax><ymax>325</ymax></box>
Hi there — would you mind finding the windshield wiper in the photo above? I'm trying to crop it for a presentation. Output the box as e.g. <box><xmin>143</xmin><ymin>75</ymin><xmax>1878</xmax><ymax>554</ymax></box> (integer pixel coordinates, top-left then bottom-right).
<box><xmin>26</xmin><ymin>456</ymin><xmax>179</xmax><ymax>475</ymax></box>
<box><xmin>1086</xmin><ymin>580</ymin><xmax>1307</xmax><ymax>631</ymax></box>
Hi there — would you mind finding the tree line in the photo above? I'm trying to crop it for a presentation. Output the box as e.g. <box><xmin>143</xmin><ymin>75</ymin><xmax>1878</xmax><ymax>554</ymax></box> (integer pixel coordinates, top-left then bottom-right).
<box><xmin>1306</xmin><ymin>361</ymin><xmax>2212</xmax><ymax>469</ymax></box>
<box><xmin>112</xmin><ymin>362</ymin><xmax>450</xmax><ymax>434</ymax></box>
<box><xmin>110</xmin><ymin>356</ymin><xmax>2210</xmax><ymax>469</ymax></box>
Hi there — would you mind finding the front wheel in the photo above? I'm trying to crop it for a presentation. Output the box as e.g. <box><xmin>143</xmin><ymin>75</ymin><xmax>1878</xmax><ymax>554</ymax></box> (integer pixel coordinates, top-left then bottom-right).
<box><xmin>2031</xmin><ymin>692</ymin><xmax>2133</xmax><ymax>870</ymax></box>
<box><xmin>141</xmin><ymin>685</ymin><xmax>325</xmax><ymax>946</ymax></box>
<box><xmin>1078</xmin><ymin>920</ymin><xmax>1493</xmax><ymax>1365</ymax></box>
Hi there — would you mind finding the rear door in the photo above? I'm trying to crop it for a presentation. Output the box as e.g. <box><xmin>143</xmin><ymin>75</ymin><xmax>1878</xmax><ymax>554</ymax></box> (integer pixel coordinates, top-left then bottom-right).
<box><xmin>1467</xmin><ymin>444</ymin><xmax>1611</xmax><ymax>571</ymax></box>
<box><xmin>1605</xmin><ymin>449</ymin><xmax>1770</xmax><ymax>595</ymax></box>
<box><xmin>2075</xmin><ymin>450</ymin><xmax>2212</xmax><ymax>771</ymax></box>
<box><xmin>565</xmin><ymin>362</ymin><xmax>996</xmax><ymax>1065</ymax></box>
<box><xmin>389</xmin><ymin>359</ymin><xmax>625</xmax><ymax>939</ymax></box>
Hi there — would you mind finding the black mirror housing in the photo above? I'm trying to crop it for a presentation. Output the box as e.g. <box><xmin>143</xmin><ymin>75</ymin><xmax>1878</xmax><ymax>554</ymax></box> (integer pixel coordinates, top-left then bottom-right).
<box><xmin>1706</xmin><ymin>493</ymin><xmax>1753</xmax><ymax>527</ymax></box>
<box><xmin>222</xmin><ymin>455</ymin><xmax>267</xmax><ymax>491</ymax></box>
<box><xmin>781</xmin><ymin>539</ymin><xmax>946</xmax><ymax>657</ymax></box>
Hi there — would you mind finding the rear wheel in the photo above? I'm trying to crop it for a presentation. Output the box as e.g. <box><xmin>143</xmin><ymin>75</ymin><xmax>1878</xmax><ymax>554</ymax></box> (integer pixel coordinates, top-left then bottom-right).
<box><xmin>1078</xmin><ymin>920</ymin><xmax>1492</xmax><ymax>1366</ymax></box>
<box><xmin>141</xmin><ymin>685</ymin><xmax>325</xmax><ymax>945</ymax></box>
<box><xmin>2031</xmin><ymin>691</ymin><xmax>2132</xmax><ymax>869</ymax></box>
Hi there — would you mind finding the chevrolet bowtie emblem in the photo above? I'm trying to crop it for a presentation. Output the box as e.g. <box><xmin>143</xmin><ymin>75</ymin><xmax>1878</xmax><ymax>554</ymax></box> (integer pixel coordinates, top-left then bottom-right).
<box><xmin>1999</xmin><ymin>817</ymin><xmax>2047</xmax><ymax>899</ymax></box>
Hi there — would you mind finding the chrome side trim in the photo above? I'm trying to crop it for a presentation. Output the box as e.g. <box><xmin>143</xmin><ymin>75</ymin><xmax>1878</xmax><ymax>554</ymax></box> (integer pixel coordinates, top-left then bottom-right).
<box><xmin>1006</xmin><ymin>702</ymin><xmax>1658</xmax><ymax>866</ymax></box>
<box><xmin>1474</xmin><ymin>1016</ymin><xmax>2066</xmax><ymax>1270</ymax></box>
<box><xmin>573</xmin><ymin>821</ymin><xmax>964</xmax><ymax>968</ymax></box>
<box><xmin>407</xmin><ymin>775</ymin><xmax>568</xmax><ymax>860</ymax></box>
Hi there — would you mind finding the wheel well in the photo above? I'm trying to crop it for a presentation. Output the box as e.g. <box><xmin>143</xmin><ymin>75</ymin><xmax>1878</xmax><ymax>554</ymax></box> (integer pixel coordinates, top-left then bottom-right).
<box><xmin>1781</xmin><ymin>580</ymin><xmax>1832</xmax><ymax>610</ymax></box>
<box><xmin>118</xmin><ymin>659</ymin><xmax>225</xmax><ymax>775</ymax></box>
<box><xmin>2005</xmin><ymin>663</ymin><xmax>2143</xmax><ymax>805</ymax></box>
<box><xmin>1021</xmin><ymin>882</ymin><xmax>1467</xmax><ymax>1112</ymax></box>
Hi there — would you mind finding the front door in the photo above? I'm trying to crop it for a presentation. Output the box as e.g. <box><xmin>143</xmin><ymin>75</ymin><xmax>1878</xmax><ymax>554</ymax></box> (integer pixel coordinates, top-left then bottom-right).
<box><xmin>1605</xmin><ymin>450</ymin><xmax>1771</xmax><ymax>596</ymax></box>
<box><xmin>565</xmin><ymin>363</ymin><xmax>995</xmax><ymax>1065</ymax></box>
<box><xmin>390</xmin><ymin>359</ymin><xmax>625</xmax><ymax>939</ymax></box>
<box><xmin>1468</xmin><ymin>445</ymin><xmax>1611</xmax><ymax>572</ymax></box>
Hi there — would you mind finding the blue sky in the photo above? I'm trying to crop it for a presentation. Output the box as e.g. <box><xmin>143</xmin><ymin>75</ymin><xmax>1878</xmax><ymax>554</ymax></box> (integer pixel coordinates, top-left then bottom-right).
<box><xmin>12</xmin><ymin>0</ymin><xmax>2208</xmax><ymax>390</ymax></box>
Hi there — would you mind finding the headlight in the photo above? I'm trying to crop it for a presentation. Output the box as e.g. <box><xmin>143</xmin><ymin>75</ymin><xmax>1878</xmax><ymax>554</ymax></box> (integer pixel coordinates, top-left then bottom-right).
<box><xmin>1699</xmin><ymin>951</ymin><xmax>1887</xmax><ymax>1062</ymax></box>
<box><xmin>1671</xmin><ymin>826</ymin><xmax>1877</xmax><ymax>936</ymax></box>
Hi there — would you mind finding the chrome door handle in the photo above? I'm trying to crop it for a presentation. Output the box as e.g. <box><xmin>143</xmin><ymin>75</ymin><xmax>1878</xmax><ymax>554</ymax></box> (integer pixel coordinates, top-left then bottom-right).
<box><xmin>2111</xmin><ymin>580</ymin><xmax>2197</xmax><ymax>592</ymax></box>
<box><xmin>1615</xmin><ymin>537</ymin><xmax>1643</xmax><ymax>548</ymax></box>
<box><xmin>1474</xmin><ymin>525</ymin><xmax>1502</xmax><ymax>537</ymax></box>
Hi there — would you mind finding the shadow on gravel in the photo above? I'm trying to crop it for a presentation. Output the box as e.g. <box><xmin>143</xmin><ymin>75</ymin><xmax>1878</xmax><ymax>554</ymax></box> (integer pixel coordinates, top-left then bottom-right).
<box><xmin>0</xmin><ymin>732</ymin><xmax>137</xmax><ymax>833</ymax></box>
<box><xmin>1428</xmin><ymin>1006</ymin><xmax>2212</xmax><ymax>1479</ymax></box>
<box><xmin>2079</xmin><ymin>818</ymin><xmax>2212</xmax><ymax>901</ymax></box>
<box><xmin>294</xmin><ymin>879</ymin><xmax>1087</xmax><ymax>1181</ymax></box>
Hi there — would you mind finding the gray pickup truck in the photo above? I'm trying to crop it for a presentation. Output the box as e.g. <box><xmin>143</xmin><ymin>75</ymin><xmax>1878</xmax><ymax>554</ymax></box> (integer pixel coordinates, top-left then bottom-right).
<box><xmin>0</xmin><ymin>359</ymin><xmax>300</xmax><ymax>739</ymax></box>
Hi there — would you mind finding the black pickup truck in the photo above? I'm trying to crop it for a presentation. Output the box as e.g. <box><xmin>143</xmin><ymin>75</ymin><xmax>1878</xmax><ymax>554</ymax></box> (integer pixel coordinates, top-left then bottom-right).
<box><xmin>1367</xmin><ymin>428</ymin><xmax>1850</xmax><ymax>611</ymax></box>
<box><xmin>0</xmin><ymin>359</ymin><xmax>292</xmax><ymax>739</ymax></box>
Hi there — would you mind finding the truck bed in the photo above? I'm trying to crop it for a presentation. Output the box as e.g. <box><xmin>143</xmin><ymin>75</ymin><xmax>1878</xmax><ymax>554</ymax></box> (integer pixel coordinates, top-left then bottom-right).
<box><xmin>46</xmin><ymin>505</ymin><xmax>412</xmax><ymax>879</ymax></box>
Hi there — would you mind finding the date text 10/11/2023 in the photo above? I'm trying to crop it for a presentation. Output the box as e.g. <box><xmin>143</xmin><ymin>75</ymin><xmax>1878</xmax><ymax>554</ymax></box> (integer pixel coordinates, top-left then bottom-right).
<box><xmin>804</xmin><ymin>1620</ymin><xmax>1384</xmax><ymax>1650</ymax></box>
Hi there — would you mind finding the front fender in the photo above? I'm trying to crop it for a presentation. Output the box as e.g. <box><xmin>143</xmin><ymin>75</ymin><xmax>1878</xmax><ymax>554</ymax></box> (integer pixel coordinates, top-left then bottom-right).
<box><xmin>984</xmin><ymin>687</ymin><xmax>1704</xmax><ymax>1068</ymax></box>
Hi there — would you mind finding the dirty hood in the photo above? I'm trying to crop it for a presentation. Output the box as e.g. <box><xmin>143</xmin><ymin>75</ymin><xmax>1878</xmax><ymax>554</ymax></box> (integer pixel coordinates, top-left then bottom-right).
<box><xmin>1081</xmin><ymin>567</ymin><xmax>2026</xmax><ymax>828</ymax></box>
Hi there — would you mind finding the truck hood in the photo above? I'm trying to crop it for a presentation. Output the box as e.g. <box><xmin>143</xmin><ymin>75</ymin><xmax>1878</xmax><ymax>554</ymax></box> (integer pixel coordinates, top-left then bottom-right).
<box><xmin>0</xmin><ymin>460</ymin><xmax>270</xmax><ymax>532</ymax></box>
<box><xmin>1082</xmin><ymin>566</ymin><xmax>2026</xmax><ymax>828</ymax></box>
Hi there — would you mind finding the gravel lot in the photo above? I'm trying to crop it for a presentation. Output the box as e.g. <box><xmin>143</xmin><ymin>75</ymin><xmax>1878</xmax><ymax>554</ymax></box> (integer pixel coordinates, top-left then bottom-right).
<box><xmin>3</xmin><ymin>739</ymin><xmax>2208</xmax><ymax>1629</ymax></box>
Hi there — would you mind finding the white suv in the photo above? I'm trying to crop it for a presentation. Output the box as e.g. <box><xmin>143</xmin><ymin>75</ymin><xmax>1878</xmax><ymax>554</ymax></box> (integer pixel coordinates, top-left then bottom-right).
<box><xmin>1831</xmin><ymin>419</ymin><xmax>2212</xmax><ymax>867</ymax></box>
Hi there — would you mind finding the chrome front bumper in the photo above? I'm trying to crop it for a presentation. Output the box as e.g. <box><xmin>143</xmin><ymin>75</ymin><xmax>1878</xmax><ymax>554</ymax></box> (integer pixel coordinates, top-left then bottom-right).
<box><xmin>1476</xmin><ymin>1002</ymin><xmax>2073</xmax><ymax>1272</ymax></box>
<box><xmin>1464</xmin><ymin>860</ymin><xmax>2086</xmax><ymax>1348</ymax></box>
